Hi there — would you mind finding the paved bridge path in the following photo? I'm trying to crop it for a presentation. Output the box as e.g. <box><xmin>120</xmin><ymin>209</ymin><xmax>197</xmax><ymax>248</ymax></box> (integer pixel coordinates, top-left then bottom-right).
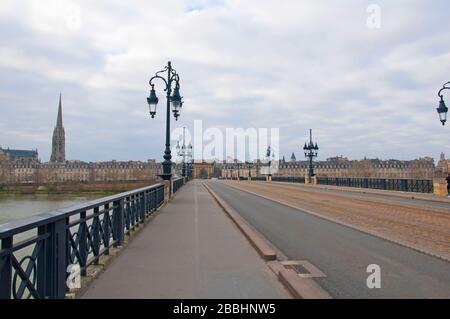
<box><xmin>82</xmin><ymin>180</ymin><xmax>290</xmax><ymax>299</ymax></box>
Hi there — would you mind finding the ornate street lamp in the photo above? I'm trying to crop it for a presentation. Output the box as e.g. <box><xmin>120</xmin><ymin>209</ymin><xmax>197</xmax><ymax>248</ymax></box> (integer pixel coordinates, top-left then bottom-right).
<box><xmin>146</xmin><ymin>61</ymin><xmax>183</xmax><ymax>189</ymax></box>
<box><xmin>266</xmin><ymin>146</ymin><xmax>275</xmax><ymax>178</ymax></box>
<box><xmin>303</xmin><ymin>129</ymin><xmax>319</xmax><ymax>183</ymax></box>
<box><xmin>187</xmin><ymin>142</ymin><xmax>193</xmax><ymax>178</ymax></box>
<box><xmin>246</xmin><ymin>161</ymin><xmax>252</xmax><ymax>179</ymax></box>
<box><xmin>176</xmin><ymin>127</ymin><xmax>191</xmax><ymax>177</ymax></box>
<box><xmin>437</xmin><ymin>81</ymin><xmax>450</xmax><ymax>126</ymax></box>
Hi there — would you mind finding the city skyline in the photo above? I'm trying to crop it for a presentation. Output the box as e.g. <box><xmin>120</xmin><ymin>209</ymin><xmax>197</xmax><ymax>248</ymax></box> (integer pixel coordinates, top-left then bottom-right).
<box><xmin>0</xmin><ymin>1</ymin><xmax>450</xmax><ymax>163</ymax></box>
<box><xmin>0</xmin><ymin>92</ymin><xmax>444</xmax><ymax>164</ymax></box>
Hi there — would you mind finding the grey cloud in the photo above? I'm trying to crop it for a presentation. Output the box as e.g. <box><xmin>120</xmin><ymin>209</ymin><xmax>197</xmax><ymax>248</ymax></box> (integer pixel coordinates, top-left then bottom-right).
<box><xmin>0</xmin><ymin>0</ymin><xmax>450</xmax><ymax>163</ymax></box>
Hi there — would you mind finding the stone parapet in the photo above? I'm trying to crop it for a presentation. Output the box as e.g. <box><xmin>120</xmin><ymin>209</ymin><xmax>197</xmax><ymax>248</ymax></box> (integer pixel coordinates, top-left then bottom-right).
<box><xmin>433</xmin><ymin>178</ymin><xmax>448</xmax><ymax>196</ymax></box>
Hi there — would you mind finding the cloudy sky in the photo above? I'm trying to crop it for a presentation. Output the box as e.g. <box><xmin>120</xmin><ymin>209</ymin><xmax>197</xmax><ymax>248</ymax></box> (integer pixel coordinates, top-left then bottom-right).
<box><xmin>0</xmin><ymin>0</ymin><xmax>449</xmax><ymax>163</ymax></box>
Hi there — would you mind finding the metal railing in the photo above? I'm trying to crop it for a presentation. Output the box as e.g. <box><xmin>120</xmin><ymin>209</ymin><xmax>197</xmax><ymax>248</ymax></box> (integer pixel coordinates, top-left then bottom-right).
<box><xmin>0</xmin><ymin>183</ymin><xmax>165</xmax><ymax>299</ymax></box>
<box><xmin>250</xmin><ymin>176</ymin><xmax>266</xmax><ymax>181</ymax></box>
<box><xmin>173</xmin><ymin>177</ymin><xmax>184</xmax><ymax>194</ymax></box>
<box><xmin>272</xmin><ymin>176</ymin><xmax>306</xmax><ymax>184</ymax></box>
<box><xmin>316</xmin><ymin>177</ymin><xmax>434</xmax><ymax>194</ymax></box>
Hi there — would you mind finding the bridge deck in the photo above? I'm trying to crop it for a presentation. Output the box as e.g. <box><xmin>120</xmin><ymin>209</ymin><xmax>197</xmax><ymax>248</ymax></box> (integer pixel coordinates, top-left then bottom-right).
<box><xmin>81</xmin><ymin>180</ymin><xmax>290</xmax><ymax>299</ymax></box>
<box><xmin>223</xmin><ymin>180</ymin><xmax>450</xmax><ymax>260</ymax></box>
<box><xmin>208</xmin><ymin>181</ymin><xmax>450</xmax><ymax>298</ymax></box>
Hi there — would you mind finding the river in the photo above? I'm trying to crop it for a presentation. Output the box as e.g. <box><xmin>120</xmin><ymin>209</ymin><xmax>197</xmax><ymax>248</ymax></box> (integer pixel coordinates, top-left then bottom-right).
<box><xmin>0</xmin><ymin>193</ymin><xmax>105</xmax><ymax>226</ymax></box>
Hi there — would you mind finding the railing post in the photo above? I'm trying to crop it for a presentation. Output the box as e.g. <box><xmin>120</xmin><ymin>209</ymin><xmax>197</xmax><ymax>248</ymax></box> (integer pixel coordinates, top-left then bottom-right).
<box><xmin>140</xmin><ymin>193</ymin><xmax>145</xmax><ymax>224</ymax></box>
<box><xmin>113</xmin><ymin>199</ymin><xmax>124</xmax><ymax>247</ymax></box>
<box><xmin>133</xmin><ymin>195</ymin><xmax>139</xmax><ymax>226</ymax></box>
<box><xmin>79</xmin><ymin>211</ymin><xmax>87</xmax><ymax>277</ymax></box>
<box><xmin>149</xmin><ymin>190</ymin><xmax>154</xmax><ymax>213</ymax></box>
<box><xmin>152</xmin><ymin>189</ymin><xmax>156</xmax><ymax>212</ymax></box>
<box><xmin>54</xmin><ymin>218</ymin><xmax>68</xmax><ymax>299</ymax></box>
<box><xmin>402</xmin><ymin>179</ymin><xmax>408</xmax><ymax>192</ymax></box>
<box><xmin>37</xmin><ymin>225</ymin><xmax>49</xmax><ymax>298</ymax></box>
<box><xmin>92</xmin><ymin>207</ymin><xmax>100</xmax><ymax>264</ymax></box>
<box><xmin>0</xmin><ymin>236</ymin><xmax>13</xmax><ymax>299</ymax></box>
<box><xmin>36</xmin><ymin>219</ymin><xmax>68</xmax><ymax>299</ymax></box>
<box><xmin>144</xmin><ymin>191</ymin><xmax>150</xmax><ymax>217</ymax></box>
<box><xmin>104</xmin><ymin>204</ymin><xmax>110</xmax><ymax>255</ymax></box>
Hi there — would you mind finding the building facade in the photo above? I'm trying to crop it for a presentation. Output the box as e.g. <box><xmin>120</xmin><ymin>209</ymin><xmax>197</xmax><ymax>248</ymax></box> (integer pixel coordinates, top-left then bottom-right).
<box><xmin>436</xmin><ymin>152</ymin><xmax>450</xmax><ymax>177</ymax></box>
<box><xmin>0</xmin><ymin>94</ymin><xmax>440</xmax><ymax>185</ymax></box>
<box><xmin>0</xmin><ymin>159</ymin><xmax>162</xmax><ymax>185</ymax></box>
<box><xmin>219</xmin><ymin>156</ymin><xmax>435</xmax><ymax>180</ymax></box>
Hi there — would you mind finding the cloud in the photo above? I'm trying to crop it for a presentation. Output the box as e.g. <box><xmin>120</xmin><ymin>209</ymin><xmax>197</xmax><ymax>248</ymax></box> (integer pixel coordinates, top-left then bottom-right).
<box><xmin>0</xmin><ymin>0</ymin><xmax>449</xmax><ymax>162</ymax></box>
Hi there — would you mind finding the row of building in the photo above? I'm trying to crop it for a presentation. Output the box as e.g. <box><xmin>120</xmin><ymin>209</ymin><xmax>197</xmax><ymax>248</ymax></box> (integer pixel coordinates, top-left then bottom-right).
<box><xmin>1</xmin><ymin>95</ymin><xmax>449</xmax><ymax>184</ymax></box>
<box><xmin>0</xmin><ymin>147</ymin><xmax>163</xmax><ymax>184</ymax></box>
<box><xmin>1</xmin><ymin>145</ymin><xmax>446</xmax><ymax>184</ymax></box>
<box><xmin>218</xmin><ymin>155</ymin><xmax>439</xmax><ymax>180</ymax></box>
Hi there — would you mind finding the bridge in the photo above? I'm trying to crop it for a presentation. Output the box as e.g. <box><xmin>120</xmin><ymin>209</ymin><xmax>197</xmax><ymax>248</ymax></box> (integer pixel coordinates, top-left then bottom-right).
<box><xmin>1</xmin><ymin>177</ymin><xmax>449</xmax><ymax>299</ymax></box>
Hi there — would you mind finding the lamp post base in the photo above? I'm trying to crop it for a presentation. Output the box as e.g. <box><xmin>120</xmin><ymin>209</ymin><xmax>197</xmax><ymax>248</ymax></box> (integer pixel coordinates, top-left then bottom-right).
<box><xmin>158</xmin><ymin>173</ymin><xmax>172</xmax><ymax>181</ymax></box>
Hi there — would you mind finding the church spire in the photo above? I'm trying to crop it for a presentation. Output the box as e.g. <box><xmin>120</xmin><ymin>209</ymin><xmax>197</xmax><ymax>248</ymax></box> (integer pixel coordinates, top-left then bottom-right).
<box><xmin>56</xmin><ymin>92</ymin><xmax>63</xmax><ymax>128</ymax></box>
<box><xmin>50</xmin><ymin>93</ymin><xmax>66</xmax><ymax>163</ymax></box>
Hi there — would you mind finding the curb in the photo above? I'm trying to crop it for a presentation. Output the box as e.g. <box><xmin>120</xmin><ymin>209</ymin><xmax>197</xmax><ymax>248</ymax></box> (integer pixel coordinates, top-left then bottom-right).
<box><xmin>223</xmin><ymin>181</ymin><xmax>450</xmax><ymax>263</ymax></box>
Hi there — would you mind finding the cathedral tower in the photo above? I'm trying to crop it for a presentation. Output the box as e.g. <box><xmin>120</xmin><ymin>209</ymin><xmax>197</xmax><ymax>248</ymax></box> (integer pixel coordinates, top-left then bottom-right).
<box><xmin>50</xmin><ymin>94</ymin><xmax>66</xmax><ymax>163</ymax></box>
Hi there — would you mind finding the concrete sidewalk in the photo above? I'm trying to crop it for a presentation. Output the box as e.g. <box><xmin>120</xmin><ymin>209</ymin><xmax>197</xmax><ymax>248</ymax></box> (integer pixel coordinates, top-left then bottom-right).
<box><xmin>82</xmin><ymin>180</ymin><xmax>290</xmax><ymax>299</ymax></box>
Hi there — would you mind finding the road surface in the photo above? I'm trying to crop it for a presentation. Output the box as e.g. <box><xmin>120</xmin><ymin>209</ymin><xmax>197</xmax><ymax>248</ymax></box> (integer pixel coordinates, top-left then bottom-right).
<box><xmin>224</xmin><ymin>181</ymin><xmax>450</xmax><ymax>259</ymax></box>
<box><xmin>208</xmin><ymin>181</ymin><xmax>450</xmax><ymax>299</ymax></box>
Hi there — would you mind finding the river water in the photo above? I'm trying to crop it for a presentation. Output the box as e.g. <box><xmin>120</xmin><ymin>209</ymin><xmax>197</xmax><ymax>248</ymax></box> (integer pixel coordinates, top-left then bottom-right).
<box><xmin>0</xmin><ymin>193</ymin><xmax>104</xmax><ymax>226</ymax></box>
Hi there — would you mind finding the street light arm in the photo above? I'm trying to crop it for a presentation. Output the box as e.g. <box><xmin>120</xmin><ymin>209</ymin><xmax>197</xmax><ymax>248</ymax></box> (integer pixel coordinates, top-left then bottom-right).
<box><xmin>438</xmin><ymin>86</ymin><xmax>450</xmax><ymax>99</ymax></box>
<box><xmin>170</xmin><ymin>73</ymin><xmax>181</xmax><ymax>90</ymax></box>
<box><xmin>149</xmin><ymin>75</ymin><xmax>168</xmax><ymax>88</ymax></box>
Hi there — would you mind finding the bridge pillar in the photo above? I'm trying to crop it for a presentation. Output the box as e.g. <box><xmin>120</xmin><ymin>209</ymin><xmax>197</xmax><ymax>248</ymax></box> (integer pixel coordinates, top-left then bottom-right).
<box><xmin>433</xmin><ymin>178</ymin><xmax>448</xmax><ymax>195</ymax></box>
<box><xmin>164</xmin><ymin>180</ymin><xmax>171</xmax><ymax>202</ymax></box>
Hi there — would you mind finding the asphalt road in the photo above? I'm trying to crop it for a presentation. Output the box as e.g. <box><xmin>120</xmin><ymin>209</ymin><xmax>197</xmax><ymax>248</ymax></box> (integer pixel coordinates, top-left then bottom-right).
<box><xmin>267</xmin><ymin>182</ymin><xmax>450</xmax><ymax>210</ymax></box>
<box><xmin>208</xmin><ymin>181</ymin><xmax>450</xmax><ymax>299</ymax></box>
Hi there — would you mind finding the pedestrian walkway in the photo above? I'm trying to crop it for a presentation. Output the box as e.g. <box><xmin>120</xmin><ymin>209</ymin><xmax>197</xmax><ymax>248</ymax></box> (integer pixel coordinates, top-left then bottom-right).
<box><xmin>82</xmin><ymin>180</ymin><xmax>290</xmax><ymax>299</ymax></box>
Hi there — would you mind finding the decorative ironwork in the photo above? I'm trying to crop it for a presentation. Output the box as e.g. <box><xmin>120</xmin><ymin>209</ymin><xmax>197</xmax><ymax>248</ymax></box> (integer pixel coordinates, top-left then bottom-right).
<box><xmin>173</xmin><ymin>177</ymin><xmax>184</xmax><ymax>194</ymax></box>
<box><xmin>316</xmin><ymin>177</ymin><xmax>433</xmax><ymax>194</ymax></box>
<box><xmin>303</xmin><ymin>129</ymin><xmax>319</xmax><ymax>183</ymax></box>
<box><xmin>272</xmin><ymin>176</ymin><xmax>306</xmax><ymax>184</ymax></box>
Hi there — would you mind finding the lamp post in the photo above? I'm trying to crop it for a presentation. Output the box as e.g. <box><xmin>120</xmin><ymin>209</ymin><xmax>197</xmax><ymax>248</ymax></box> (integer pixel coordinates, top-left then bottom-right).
<box><xmin>187</xmin><ymin>142</ymin><xmax>193</xmax><ymax>179</ymax></box>
<box><xmin>303</xmin><ymin>129</ymin><xmax>319</xmax><ymax>184</ymax></box>
<box><xmin>147</xmin><ymin>61</ymin><xmax>183</xmax><ymax>190</ymax></box>
<box><xmin>266</xmin><ymin>146</ymin><xmax>275</xmax><ymax>178</ymax></box>
<box><xmin>436</xmin><ymin>81</ymin><xmax>450</xmax><ymax>126</ymax></box>
<box><xmin>176</xmin><ymin>127</ymin><xmax>191</xmax><ymax>177</ymax></box>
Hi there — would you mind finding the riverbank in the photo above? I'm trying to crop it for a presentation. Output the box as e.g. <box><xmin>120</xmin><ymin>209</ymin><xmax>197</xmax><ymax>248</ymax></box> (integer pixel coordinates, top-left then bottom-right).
<box><xmin>0</xmin><ymin>180</ymin><xmax>159</xmax><ymax>195</ymax></box>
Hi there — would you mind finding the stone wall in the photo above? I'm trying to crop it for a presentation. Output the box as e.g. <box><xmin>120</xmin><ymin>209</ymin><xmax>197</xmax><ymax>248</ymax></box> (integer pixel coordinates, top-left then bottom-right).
<box><xmin>0</xmin><ymin>160</ymin><xmax>162</xmax><ymax>185</ymax></box>
<box><xmin>0</xmin><ymin>180</ymin><xmax>159</xmax><ymax>194</ymax></box>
